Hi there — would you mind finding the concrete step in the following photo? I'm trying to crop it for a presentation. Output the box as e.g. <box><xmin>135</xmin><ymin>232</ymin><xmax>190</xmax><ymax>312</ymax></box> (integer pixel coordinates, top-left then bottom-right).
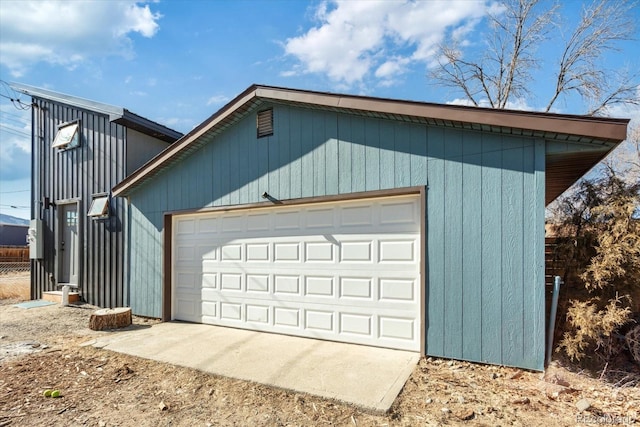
<box><xmin>42</xmin><ymin>291</ymin><xmax>80</xmax><ymax>304</ymax></box>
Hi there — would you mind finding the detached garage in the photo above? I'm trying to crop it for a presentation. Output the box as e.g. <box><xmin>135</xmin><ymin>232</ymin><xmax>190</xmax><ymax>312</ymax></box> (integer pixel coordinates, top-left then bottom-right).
<box><xmin>171</xmin><ymin>192</ymin><xmax>423</xmax><ymax>351</ymax></box>
<box><xmin>113</xmin><ymin>85</ymin><xmax>628</xmax><ymax>371</ymax></box>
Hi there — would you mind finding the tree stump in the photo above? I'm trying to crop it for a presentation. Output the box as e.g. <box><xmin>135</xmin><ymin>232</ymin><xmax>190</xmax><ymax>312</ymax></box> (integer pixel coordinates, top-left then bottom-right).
<box><xmin>89</xmin><ymin>307</ymin><xmax>132</xmax><ymax>331</ymax></box>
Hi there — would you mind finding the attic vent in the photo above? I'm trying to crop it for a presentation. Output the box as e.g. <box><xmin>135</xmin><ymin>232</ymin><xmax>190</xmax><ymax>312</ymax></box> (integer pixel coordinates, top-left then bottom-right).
<box><xmin>257</xmin><ymin>109</ymin><xmax>273</xmax><ymax>138</ymax></box>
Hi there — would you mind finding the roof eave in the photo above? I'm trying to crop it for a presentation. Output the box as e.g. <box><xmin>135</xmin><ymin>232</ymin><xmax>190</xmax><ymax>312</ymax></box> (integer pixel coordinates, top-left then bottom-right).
<box><xmin>112</xmin><ymin>84</ymin><xmax>630</xmax><ymax>198</ymax></box>
<box><xmin>255</xmin><ymin>86</ymin><xmax>630</xmax><ymax>142</ymax></box>
<box><xmin>10</xmin><ymin>82</ymin><xmax>183</xmax><ymax>143</ymax></box>
<box><xmin>10</xmin><ymin>82</ymin><xmax>125</xmax><ymax>120</ymax></box>
<box><xmin>113</xmin><ymin>85</ymin><xmax>260</xmax><ymax>197</ymax></box>
<box><xmin>118</xmin><ymin>110</ymin><xmax>183</xmax><ymax>143</ymax></box>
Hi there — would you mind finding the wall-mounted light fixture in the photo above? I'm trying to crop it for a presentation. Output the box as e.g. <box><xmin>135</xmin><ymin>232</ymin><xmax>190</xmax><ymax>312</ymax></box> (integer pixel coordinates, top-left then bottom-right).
<box><xmin>261</xmin><ymin>191</ymin><xmax>282</xmax><ymax>204</ymax></box>
<box><xmin>43</xmin><ymin>196</ymin><xmax>55</xmax><ymax>209</ymax></box>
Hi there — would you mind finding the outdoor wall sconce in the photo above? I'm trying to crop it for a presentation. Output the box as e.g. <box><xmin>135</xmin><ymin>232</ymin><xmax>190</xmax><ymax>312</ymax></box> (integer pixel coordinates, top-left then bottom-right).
<box><xmin>43</xmin><ymin>196</ymin><xmax>55</xmax><ymax>209</ymax></box>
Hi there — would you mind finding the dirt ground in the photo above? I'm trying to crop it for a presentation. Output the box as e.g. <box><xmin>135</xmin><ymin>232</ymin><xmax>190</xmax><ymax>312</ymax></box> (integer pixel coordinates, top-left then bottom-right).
<box><xmin>1</xmin><ymin>292</ymin><xmax>639</xmax><ymax>426</ymax></box>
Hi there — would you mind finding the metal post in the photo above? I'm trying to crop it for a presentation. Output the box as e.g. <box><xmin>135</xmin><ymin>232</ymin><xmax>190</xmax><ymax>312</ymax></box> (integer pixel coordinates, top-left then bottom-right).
<box><xmin>546</xmin><ymin>276</ymin><xmax>562</xmax><ymax>366</ymax></box>
<box><xmin>61</xmin><ymin>284</ymin><xmax>70</xmax><ymax>307</ymax></box>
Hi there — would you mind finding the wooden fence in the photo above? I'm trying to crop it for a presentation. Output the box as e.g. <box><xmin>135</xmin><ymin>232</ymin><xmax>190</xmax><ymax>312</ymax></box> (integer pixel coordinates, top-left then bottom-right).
<box><xmin>0</xmin><ymin>246</ymin><xmax>29</xmax><ymax>263</ymax></box>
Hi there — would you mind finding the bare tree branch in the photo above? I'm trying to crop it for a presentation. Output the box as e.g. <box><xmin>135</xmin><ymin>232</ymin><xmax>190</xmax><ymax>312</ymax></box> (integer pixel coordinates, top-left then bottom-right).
<box><xmin>430</xmin><ymin>0</ymin><xmax>638</xmax><ymax>115</ymax></box>
<box><xmin>545</xmin><ymin>0</ymin><xmax>637</xmax><ymax>113</ymax></box>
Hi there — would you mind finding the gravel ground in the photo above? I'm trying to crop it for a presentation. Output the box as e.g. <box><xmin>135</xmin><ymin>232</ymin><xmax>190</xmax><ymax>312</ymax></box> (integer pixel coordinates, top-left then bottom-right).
<box><xmin>1</xmin><ymin>298</ymin><xmax>639</xmax><ymax>426</ymax></box>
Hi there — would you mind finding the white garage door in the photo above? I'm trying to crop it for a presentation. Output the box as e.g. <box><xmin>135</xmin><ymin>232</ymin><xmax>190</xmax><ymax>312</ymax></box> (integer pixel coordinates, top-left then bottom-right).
<box><xmin>172</xmin><ymin>194</ymin><xmax>422</xmax><ymax>351</ymax></box>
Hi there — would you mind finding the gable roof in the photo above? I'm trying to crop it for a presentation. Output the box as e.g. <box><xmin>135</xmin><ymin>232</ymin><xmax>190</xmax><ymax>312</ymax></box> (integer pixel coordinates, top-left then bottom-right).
<box><xmin>10</xmin><ymin>82</ymin><xmax>183</xmax><ymax>143</ymax></box>
<box><xmin>112</xmin><ymin>84</ymin><xmax>630</xmax><ymax>204</ymax></box>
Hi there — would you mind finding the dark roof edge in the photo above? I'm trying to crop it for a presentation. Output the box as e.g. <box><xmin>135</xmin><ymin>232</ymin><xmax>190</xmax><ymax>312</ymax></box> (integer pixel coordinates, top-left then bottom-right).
<box><xmin>120</xmin><ymin>110</ymin><xmax>183</xmax><ymax>142</ymax></box>
<box><xmin>113</xmin><ymin>84</ymin><xmax>631</xmax><ymax>198</ymax></box>
<box><xmin>254</xmin><ymin>85</ymin><xmax>630</xmax><ymax>141</ymax></box>
<box><xmin>10</xmin><ymin>82</ymin><xmax>183</xmax><ymax>142</ymax></box>
<box><xmin>113</xmin><ymin>85</ymin><xmax>260</xmax><ymax>197</ymax></box>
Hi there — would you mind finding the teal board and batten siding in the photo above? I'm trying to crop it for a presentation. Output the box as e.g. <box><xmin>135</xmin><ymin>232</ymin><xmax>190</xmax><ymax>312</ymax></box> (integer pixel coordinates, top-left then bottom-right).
<box><xmin>127</xmin><ymin>103</ymin><xmax>546</xmax><ymax>370</ymax></box>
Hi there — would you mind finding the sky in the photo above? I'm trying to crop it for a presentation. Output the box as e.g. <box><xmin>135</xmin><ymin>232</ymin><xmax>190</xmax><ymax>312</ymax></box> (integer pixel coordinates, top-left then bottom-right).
<box><xmin>1</xmin><ymin>0</ymin><xmax>638</xmax><ymax>220</ymax></box>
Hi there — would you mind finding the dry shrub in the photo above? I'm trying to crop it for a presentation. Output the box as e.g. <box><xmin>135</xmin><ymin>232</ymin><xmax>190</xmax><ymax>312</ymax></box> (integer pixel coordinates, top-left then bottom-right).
<box><xmin>550</xmin><ymin>172</ymin><xmax>640</xmax><ymax>366</ymax></box>
<box><xmin>559</xmin><ymin>297</ymin><xmax>631</xmax><ymax>361</ymax></box>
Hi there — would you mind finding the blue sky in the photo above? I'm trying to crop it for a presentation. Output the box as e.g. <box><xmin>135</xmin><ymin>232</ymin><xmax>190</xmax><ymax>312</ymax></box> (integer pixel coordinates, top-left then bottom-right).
<box><xmin>1</xmin><ymin>0</ymin><xmax>638</xmax><ymax>220</ymax></box>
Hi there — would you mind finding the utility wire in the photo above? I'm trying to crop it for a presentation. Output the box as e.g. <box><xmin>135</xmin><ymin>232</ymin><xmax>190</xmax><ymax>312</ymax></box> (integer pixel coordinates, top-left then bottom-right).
<box><xmin>0</xmin><ymin>203</ymin><xmax>30</xmax><ymax>209</ymax></box>
<box><xmin>0</xmin><ymin>80</ymin><xmax>31</xmax><ymax>110</ymax></box>
<box><xmin>0</xmin><ymin>124</ymin><xmax>30</xmax><ymax>137</ymax></box>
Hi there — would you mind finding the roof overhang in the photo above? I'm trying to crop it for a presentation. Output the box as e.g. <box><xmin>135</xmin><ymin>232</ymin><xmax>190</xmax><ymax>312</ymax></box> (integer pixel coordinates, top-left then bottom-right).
<box><xmin>10</xmin><ymin>82</ymin><xmax>183</xmax><ymax>143</ymax></box>
<box><xmin>112</xmin><ymin>84</ymin><xmax>630</xmax><ymax>204</ymax></box>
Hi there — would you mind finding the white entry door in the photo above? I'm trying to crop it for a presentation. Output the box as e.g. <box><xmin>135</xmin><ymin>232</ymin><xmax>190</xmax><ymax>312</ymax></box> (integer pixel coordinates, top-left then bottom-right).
<box><xmin>172</xmin><ymin>194</ymin><xmax>422</xmax><ymax>351</ymax></box>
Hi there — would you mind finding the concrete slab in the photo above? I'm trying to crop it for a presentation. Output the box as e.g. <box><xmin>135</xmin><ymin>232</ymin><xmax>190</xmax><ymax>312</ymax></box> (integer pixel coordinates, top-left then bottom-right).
<box><xmin>14</xmin><ymin>300</ymin><xmax>56</xmax><ymax>309</ymax></box>
<box><xmin>88</xmin><ymin>322</ymin><xmax>419</xmax><ymax>413</ymax></box>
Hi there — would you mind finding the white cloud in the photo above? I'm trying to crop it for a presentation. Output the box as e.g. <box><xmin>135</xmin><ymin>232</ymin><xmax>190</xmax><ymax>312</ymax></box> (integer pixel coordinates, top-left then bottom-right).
<box><xmin>0</xmin><ymin>1</ymin><xmax>161</xmax><ymax>77</ymax></box>
<box><xmin>602</xmin><ymin>86</ymin><xmax>640</xmax><ymax>120</ymax></box>
<box><xmin>0</xmin><ymin>104</ymin><xmax>31</xmax><ymax>181</ymax></box>
<box><xmin>158</xmin><ymin>116</ymin><xmax>196</xmax><ymax>132</ymax></box>
<box><xmin>206</xmin><ymin>95</ymin><xmax>230</xmax><ymax>106</ymax></box>
<box><xmin>283</xmin><ymin>0</ymin><xmax>490</xmax><ymax>87</ymax></box>
<box><xmin>447</xmin><ymin>97</ymin><xmax>536</xmax><ymax>111</ymax></box>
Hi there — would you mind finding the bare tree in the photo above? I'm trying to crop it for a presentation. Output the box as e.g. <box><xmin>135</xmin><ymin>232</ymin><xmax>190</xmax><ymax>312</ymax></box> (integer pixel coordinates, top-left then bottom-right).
<box><xmin>603</xmin><ymin>122</ymin><xmax>640</xmax><ymax>184</ymax></box>
<box><xmin>431</xmin><ymin>0</ymin><xmax>639</xmax><ymax>115</ymax></box>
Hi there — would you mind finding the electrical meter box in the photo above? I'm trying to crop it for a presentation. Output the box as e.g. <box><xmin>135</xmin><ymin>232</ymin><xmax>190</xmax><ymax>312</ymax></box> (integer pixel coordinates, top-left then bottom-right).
<box><xmin>28</xmin><ymin>219</ymin><xmax>43</xmax><ymax>259</ymax></box>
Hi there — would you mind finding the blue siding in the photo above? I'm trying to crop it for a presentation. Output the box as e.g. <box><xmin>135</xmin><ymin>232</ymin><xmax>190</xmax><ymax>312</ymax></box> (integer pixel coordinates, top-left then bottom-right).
<box><xmin>127</xmin><ymin>103</ymin><xmax>546</xmax><ymax>370</ymax></box>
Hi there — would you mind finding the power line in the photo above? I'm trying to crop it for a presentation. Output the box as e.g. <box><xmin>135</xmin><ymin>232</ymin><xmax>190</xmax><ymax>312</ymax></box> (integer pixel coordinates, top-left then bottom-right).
<box><xmin>0</xmin><ymin>109</ymin><xmax>30</xmax><ymax>122</ymax></box>
<box><xmin>0</xmin><ymin>203</ymin><xmax>30</xmax><ymax>209</ymax></box>
<box><xmin>0</xmin><ymin>80</ymin><xmax>31</xmax><ymax>111</ymax></box>
<box><xmin>0</xmin><ymin>124</ymin><xmax>30</xmax><ymax>137</ymax></box>
<box><xmin>0</xmin><ymin>189</ymin><xmax>30</xmax><ymax>193</ymax></box>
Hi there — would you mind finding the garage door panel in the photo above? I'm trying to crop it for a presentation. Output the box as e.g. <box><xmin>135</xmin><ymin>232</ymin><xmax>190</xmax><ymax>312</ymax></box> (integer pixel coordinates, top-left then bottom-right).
<box><xmin>220</xmin><ymin>302</ymin><xmax>242</xmax><ymax>320</ymax></box>
<box><xmin>173</xmin><ymin>194</ymin><xmax>421</xmax><ymax>351</ymax></box>
<box><xmin>379</xmin><ymin>240</ymin><xmax>416</xmax><ymax>262</ymax></box>
<box><xmin>198</xmin><ymin>272</ymin><xmax>418</xmax><ymax>308</ymax></box>
<box><xmin>339</xmin><ymin>312</ymin><xmax>372</xmax><ymax>336</ymax></box>
<box><xmin>379</xmin><ymin>278</ymin><xmax>415</xmax><ymax>301</ymax></box>
<box><xmin>340</xmin><ymin>241</ymin><xmax>373</xmax><ymax>262</ymax></box>
<box><xmin>339</xmin><ymin>277</ymin><xmax>373</xmax><ymax>299</ymax></box>
<box><xmin>304</xmin><ymin>242</ymin><xmax>335</xmax><ymax>262</ymax></box>
<box><xmin>272</xmin><ymin>275</ymin><xmax>300</xmax><ymax>294</ymax></box>
<box><xmin>202</xmin><ymin>301</ymin><xmax>218</xmax><ymax>317</ymax></box>
<box><xmin>305</xmin><ymin>207</ymin><xmax>335</xmax><ymax>228</ymax></box>
<box><xmin>247</xmin><ymin>213</ymin><xmax>270</xmax><ymax>231</ymax></box>
<box><xmin>274</xmin><ymin>307</ymin><xmax>300</xmax><ymax>327</ymax></box>
<box><xmin>274</xmin><ymin>242</ymin><xmax>301</xmax><ymax>262</ymax></box>
<box><xmin>246</xmin><ymin>274</ymin><xmax>269</xmax><ymax>292</ymax></box>
<box><xmin>220</xmin><ymin>273</ymin><xmax>242</xmax><ymax>291</ymax></box>
<box><xmin>246</xmin><ymin>243</ymin><xmax>269</xmax><ymax>261</ymax></box>
<box><xmin>275</xmin><ymin>210</ymin><xmax>301</xmax><ymax>230</ymax></box>
<box><xmin>221</xmin><ymin>244</ymin><xmax>242</xmax><ymax>261</ymax></box>
<box><xmin>305</xmin><ymin>309</ymin><xmax>334</xmax><ymax>331</ymax></box>
<box><xmin>221</xmin><ymin>214</ymin><xmax>244</xmax><ymax>232</ymax></box>
<box><xmin>246</xmin><ymin>304</ymin><xmax>270</xmax><ymax>323</ymax></box>
<box><xmin>192</xmin><ymin>295</ymin><xmax>420</xmax><ymax>351</ymax></box>
<box><xmin>304</xmin><ymin>276</ymin><xmax>335</xmax><ymax>297</ymax></box>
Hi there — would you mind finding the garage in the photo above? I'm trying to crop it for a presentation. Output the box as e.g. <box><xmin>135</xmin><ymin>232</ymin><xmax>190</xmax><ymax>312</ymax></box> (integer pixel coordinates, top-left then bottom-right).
<box><xmin>171</xmin><ymin>193</ymin><xmax>423</xmax><ymax>351</ymax></box>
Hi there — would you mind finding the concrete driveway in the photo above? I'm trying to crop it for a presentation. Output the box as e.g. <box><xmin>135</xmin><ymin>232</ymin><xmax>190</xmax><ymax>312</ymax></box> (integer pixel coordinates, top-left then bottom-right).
<box><xmin>87</xmin><ymin>322</ymin><xmax>420</xmax><ymax>413</ymax></box>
